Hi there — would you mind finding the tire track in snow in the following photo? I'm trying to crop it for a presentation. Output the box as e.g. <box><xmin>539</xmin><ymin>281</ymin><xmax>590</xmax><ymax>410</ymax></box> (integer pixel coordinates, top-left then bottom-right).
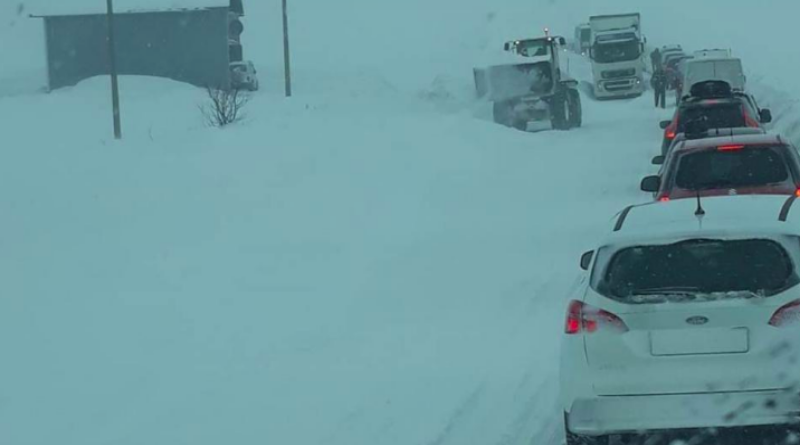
<box><xmin>499</xmin><ymin>273</ymin><xmax>569</xmax><ymax>445</ymax></box>
<box><xmin>425</xmin><ymin>383</ymin><xmax>487</xmax><ymax>445</ymax></box>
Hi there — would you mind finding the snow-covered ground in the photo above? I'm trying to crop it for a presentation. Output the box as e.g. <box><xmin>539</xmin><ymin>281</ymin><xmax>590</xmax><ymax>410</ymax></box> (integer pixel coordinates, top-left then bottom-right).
<box><xmin>2</xmin><ymin>1</ymin><xmax>800</xmax><ymax>444</ymax></box>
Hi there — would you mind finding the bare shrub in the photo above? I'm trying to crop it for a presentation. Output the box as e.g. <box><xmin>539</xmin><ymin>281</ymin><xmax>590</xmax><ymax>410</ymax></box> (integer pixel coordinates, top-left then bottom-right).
<box><xmin>200</xmin><ymin>85</ymin><xmax>250</xmax><ymax>127</ymax></box>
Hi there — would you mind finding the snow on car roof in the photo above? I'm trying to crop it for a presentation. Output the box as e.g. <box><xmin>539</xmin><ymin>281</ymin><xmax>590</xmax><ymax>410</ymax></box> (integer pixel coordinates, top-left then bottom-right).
<box><xmin>603</xmin><ymin>195</ymin><xmax>800</xmax><ymax>246</ymax></box>
<box><xmin>28</xmin><ymin>0</ymin><xmax>229</xmax><ymax>17</ymax></box>
<box><xmin>677</xmin><ymin>133</ymin><xmax>784</xmax><ymax>152</ymax></box>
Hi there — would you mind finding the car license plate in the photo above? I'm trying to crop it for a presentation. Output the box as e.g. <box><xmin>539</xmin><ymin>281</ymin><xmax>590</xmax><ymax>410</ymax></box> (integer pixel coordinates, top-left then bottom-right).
<box><xmin>650</xmin><ymin>327</ymin><xmax>749</xmax><ymax>356</ymax></box>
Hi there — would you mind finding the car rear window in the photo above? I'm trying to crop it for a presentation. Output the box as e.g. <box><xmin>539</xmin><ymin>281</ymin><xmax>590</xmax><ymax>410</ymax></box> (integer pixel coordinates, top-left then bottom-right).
<box><xmin>679</xmin><ymin>104</ymin><xmax>745</xmax><ymax>130</ymax></box>
<box><xmin>674</xmin><ymin>146</ymin><xmax>791</xmax><ymax>191</ymax></box>
<box><xmin>593</xmin><ymin>239</ymin><xmax>798</xmax><ymax>304</ymax></box>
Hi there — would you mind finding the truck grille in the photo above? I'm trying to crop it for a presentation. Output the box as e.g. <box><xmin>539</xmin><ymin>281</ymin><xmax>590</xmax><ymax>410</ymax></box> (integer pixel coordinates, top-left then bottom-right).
<box><xmin>603</xmin><ymin>79</ymin><xmax>636</xmax><ymax>92</ymax></box>
<box><xmin>602</xmin><ymin>69</ymin><xmax>636</xmax><ymax>80</ymax></box>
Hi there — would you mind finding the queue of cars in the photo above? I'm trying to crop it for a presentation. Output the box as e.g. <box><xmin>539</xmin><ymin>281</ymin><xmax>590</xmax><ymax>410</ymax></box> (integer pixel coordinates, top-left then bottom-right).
<box><xmin>560</xmin><ymin>41</ymin><xmax>800</xmax><ymax>445</ymax></box>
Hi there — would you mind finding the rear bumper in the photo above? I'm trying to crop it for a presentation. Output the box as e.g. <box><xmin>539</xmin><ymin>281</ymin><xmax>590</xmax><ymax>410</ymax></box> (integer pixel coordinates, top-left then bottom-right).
<box><xmin>567</xmin><ymin>390</ymin><xmax>800</xmax><ymax>436</ymax></box>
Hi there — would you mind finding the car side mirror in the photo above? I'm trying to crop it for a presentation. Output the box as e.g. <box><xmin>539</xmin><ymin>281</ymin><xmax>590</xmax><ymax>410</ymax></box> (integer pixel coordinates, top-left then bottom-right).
<box><xmin>580</xmin><ymin>251</ymin><xmax>594</xmax><ymax>271</ymax></box>
<box><xmin>558</xmin><ymin>37</ymin><xmax>566</xmax><ymax>46</ymax></box>
<box><xmin>641</xmin><ymin>175</ymin><xmax>661</xmax><ymax>192</ymax></box>
<box><xmin>503</xmin><ymin>42</ymin><xmax>511</xmax><ymax>51</ymax></box>
<box><xmin>652</xmin><ymin>155</ymin><xmax>665</xmax><ymax>165</ymax></box>
<box><xmin>659</xmin><ymin>120</ymin><xmax>671</xmax><ymax>130</ymax></box>
<box><xmin>760</xmin><ymin>109</ymin><xmax>773</xmax><ymax>124</ymax></box>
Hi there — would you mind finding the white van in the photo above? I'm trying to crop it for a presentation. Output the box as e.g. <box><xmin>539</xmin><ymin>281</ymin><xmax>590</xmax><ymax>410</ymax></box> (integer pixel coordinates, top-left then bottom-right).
<box><xmin>693</xmin><ymin>48</ymin><xmax>732</xmax><ymax>59</ymax></box>
<box><xmin>679</xmin><ymin>56</ymin><xmax>745</xmax><ymax>99</ymax></box>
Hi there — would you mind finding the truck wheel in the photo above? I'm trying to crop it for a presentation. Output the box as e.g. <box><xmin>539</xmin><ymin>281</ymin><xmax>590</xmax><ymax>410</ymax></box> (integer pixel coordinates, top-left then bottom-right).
<box><xmin>493</xmin><ymin>101</ymin><xmax>513</xmax><ymax>127</ymax></box>
<box><xmin>566</xmin><ymin>89</ymin><xmax>582</xmax><ymax>128</ymax></box>
<box><xmin>550</xmin><ymin>93</ymin><xmax>567</xmax><ymax>130</ymax></box>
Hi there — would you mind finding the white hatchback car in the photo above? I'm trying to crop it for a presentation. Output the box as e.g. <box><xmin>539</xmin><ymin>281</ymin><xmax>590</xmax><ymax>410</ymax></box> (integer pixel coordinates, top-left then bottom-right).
<box><xmin>561</xmin><ymin>195</ymin><xmax>800</xmax><ymax>445</ymax></box>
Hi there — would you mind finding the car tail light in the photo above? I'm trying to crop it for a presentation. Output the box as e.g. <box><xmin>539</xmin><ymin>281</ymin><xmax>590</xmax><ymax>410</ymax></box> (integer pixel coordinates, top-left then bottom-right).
<box><xmin>769</xmin><ymin>300</ymin><xmax>800</xmax><ymax>327</ymax></box>
<box><xmin>718</xmin><ymin>144</ymin><xmax>746</xmax><ymax>151</ymax></box>
<box><xmin>565</xmin><ymin>300</ymin><xmax>629</xmax><ymax>335</ymax></box>
<box><xmin>658</xmin><ymin>195</ymin><xmax>670</xmax><ymax>202</ymax></box>
<box><xmin>744</xmin><ymin>105</ymin><xmax>760</xmax><ymax>128</ymax></box>
<box><xmin>665</xmin><ymin>115</ymin><xmax>678</xmax><ymax>140</ymax></box>
<box><xmin>795</xmin><ymin>188</ymin><xmax>800</xmax><ymax>198</ymax></box>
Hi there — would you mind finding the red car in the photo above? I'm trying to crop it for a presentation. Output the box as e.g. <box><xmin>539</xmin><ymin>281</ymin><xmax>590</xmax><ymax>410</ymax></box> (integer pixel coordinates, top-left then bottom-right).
<box><xmin>641</xmin><ymin>134</ymin><xmax>800</xmax><ymax>201</ymax></box>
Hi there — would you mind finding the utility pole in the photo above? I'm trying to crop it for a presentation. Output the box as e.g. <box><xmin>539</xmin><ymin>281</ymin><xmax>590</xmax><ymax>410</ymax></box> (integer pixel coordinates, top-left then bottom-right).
<box><xmin>282</xmin><ymin>0</ymin><xmax>292</xmax><ymax>97</ymax></box>
<box><xmin>106</xmin><ymin>0</ymin><xmax>122</xmax><ymax>139</ymax></box>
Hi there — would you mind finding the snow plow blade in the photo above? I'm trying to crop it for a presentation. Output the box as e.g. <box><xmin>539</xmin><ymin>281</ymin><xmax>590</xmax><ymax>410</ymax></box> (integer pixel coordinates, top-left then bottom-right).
<box><xmin>474</xmin><ymin>63</ymin><xmax>547</xmax><ymax>102</ymax></box>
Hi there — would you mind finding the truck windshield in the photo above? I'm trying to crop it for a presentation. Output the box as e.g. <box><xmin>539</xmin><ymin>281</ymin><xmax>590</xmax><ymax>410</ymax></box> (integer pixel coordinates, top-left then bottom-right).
<box><xmin>593</xmin><ymin>39</ymin><xmax>641</xmax><ymax>63</ymax></box>
<box><xmin>580</xmin><ymin>29</ymin><xmax>591</xmax><ymax>43</ymax></box>
<box><xmin>593</xmin><ymin>238</ymin><xmax>798</xmax><ymax>303</ymax></box>
<box><xmin>515</xmin><ymin>40</ymin><xmax>551</xmax><ymax>57</ymax></box>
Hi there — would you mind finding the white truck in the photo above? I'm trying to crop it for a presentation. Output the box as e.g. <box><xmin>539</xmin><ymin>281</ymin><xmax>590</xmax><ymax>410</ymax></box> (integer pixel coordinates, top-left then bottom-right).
<box><xmin>588</xmin><ymin>13</ymin><xmax>646</xmax><ymax>99</ymax></box>
<box><xmin>573</xmin><ymin>23</ymin><xmax>591</xmax><ymax>55</ymax></box>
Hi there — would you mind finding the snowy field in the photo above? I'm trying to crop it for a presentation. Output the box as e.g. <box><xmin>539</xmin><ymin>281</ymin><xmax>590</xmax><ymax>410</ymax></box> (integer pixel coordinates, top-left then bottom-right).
<box><xmin>2</xmin><ymin>1</ymin><xmax>800</xmax><ymax>444</ymax></box>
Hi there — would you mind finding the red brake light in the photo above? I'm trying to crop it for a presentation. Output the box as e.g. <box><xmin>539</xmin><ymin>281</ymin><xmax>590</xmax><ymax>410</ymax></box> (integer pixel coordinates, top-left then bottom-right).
<box><xmin>795</xmin><ymin>188</ymin><xmax>800</xmax><ymax>198</ymax></box>
<box><xmin>658</xmin><ymin>196</ymin><xmax>671</xmax><ymax>202</ymax></box>
<box><xmin>718</xmin><ymin>144</ymin><xmax>746</xmax><ymax>151</ymax></box>
<box><xmin>769</xmin><ymin>300</ymin><xmax>800</xmax><ymax>327</ymax></box>
<box><xmin>665</xmin><ymin>113</ymin><xmax>678</xmax><ymax>140</ymax></box>
<box><xmin>565</xmin><ymin>300</ymin><xmax>628</xmax><ymax>335</ymax></box>
<box><xmin>744</xmin><ymin>105</ymin><xmax>760</xmax><ymax>128</ymax></box>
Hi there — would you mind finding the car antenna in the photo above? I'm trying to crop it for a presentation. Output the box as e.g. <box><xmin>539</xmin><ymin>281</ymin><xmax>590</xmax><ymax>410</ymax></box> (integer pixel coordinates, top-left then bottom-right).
<box><xmin>695</xmin><ymin>191</ymin><xmax>706</xmax><ymax>217</ymax></box>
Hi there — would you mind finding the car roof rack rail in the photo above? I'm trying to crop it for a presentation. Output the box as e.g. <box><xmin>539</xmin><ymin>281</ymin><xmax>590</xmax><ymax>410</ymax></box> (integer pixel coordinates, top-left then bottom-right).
<box><xmin>613</xmin><ymin>205</ymin><xmax>635</xmax><ymax>232</ymax></box>
<box><xmin>779</xmin><ymin>195</ymin><xmax>797</xmax><ymax>222</ymax></box>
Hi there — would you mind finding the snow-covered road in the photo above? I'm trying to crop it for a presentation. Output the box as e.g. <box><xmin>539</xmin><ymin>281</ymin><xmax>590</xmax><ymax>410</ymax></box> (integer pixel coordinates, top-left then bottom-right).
<box><xmin>0</xmin><ymin>53</ymin><xmax>668</xmax><ymax>445</ymax></box>
<box><xmin>3</xmin><ymin>0</ymin><xmax>800</xmax><ymax>444</ymax></box>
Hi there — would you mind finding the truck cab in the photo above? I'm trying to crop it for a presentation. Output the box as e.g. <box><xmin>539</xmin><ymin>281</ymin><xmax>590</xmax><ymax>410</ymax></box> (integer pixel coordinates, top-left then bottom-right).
<box><xmin>573</xmin><ymin>24</ymin><xmax>591</xmax><ymax>55</ymax></box>
<box><xmin>589</xmin><ymin>13</ymin><xmax>646</xmax><ymax>99</ymax></box>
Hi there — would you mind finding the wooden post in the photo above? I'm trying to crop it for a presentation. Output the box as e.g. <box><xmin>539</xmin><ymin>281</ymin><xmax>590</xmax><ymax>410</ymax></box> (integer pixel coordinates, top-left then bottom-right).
<box><xmin>106</xmin><ymin>0</ymin><xmax>122</xmax><ymax>139</ymax></box>
<box><xmin>282</xmin><ymin>0</ymin><xmax>292</xmax><ymax>97</ymax></box>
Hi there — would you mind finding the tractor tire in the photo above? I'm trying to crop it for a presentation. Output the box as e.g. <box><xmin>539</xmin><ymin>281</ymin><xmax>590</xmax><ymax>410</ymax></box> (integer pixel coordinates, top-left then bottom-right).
<box><xmin>550</xmin><ymin>92</ymin><xmax>568</xmax><ymax>130</ymax></box>
<box><xmin>493</xmin><ymin>100</ymin><xmax>514</xmax><ymax>127</ymax></box>
<box><xmin>566</xmin><ymin>89</ymin><xmax>582</xmax><ymax>129</ymax></box>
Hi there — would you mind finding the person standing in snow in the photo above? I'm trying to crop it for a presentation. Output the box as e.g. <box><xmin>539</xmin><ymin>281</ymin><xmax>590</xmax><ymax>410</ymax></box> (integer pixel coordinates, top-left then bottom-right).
<box><xmin>650</xmin><ymin>48</ymin><xmax>662</xmax><ymax>72</ymax></box>
<box><xmin>651</xmin><ymin>67</ymin><xmax>668</xmax><ymax>109</ymax></box>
